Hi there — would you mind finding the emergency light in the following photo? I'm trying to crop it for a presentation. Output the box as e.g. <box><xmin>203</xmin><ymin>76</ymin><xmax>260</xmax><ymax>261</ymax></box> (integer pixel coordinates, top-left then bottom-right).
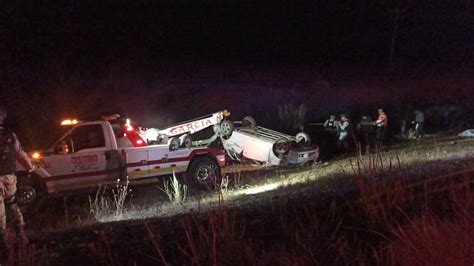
<box><xmin>60</xmin><ymin>119</ymin><xmax>79</xmax><ymax>126</ymax></box>
<box><xmin>125</xmin><ymin>118</ymin><xmax>134</xmax><ymax>131</ymax></box>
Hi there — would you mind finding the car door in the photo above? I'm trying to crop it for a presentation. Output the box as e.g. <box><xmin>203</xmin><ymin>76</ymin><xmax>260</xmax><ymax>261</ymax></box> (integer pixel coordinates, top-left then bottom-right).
<box><xmin>44</xmin><ymin>122</ymin><xmax>119</xmax><ymax>193</ymax></box>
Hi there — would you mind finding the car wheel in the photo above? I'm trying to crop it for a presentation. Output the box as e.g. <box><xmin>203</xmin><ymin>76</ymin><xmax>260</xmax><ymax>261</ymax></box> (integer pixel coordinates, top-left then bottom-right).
<box><xmin>273</xmin><ymin>138</ymin><xmax>290</xmax><ymax>157</ymax></box>
<box><xmin>295</xmin><ymin>132</ymin><xmax>311</xmax><ymax>144</ymax></box>
<box><xmin>242</xmin><ymin>116</ymin><xmax>257</xmax><ymax>128</ymax></box>
<box><xmin>180</xmin><ymin>134</ymin><xmax>192</xmax><ymax>148</ymax></box>
<box><xmin>219</xmin><ymin>120</ymin><xmax>234</xmax><ymax>137</ymax></box>
<box><xmin>169</xmin><ymin>138</ymin><xmax>179</xmax><ymax>151</ymax></box>
<box><xmin>186</xmin><ymin>157</ymin><xmax>221</xmax><ymax>191</ymax></box>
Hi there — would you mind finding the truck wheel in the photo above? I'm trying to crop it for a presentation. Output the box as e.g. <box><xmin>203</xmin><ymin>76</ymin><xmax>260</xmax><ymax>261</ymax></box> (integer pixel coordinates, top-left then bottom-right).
<box><xmin>186</xmin><ymin>157</ymin><xmax>221</xmax><ymax>191</ymax></box>
<box><xmin>295</xmin><ymin>132</ymin><xmax>311</xmax><ymax>145</ymax></box>
<box><xmin>16</xmin><ymin>173</ymin><xmax>43</xmax><ymax>212</ymax></box>
<box><xmin>242</xmin><ymin>116</ymin><xmax>257</xmax><ymax>128</ymax></box>
<box><xmin>169</xmin><ymin>138</ymin><xmax>179</xmax><ymax>151</ymax></box>
<box><xmin>219</xmin><ymin>120</ymin><xmax>234</xmax><ymax>138</ymax></box>
<box><xmin>273</xmin><ymin>138</ymin><xmax>290</xmax><ymax>158</ymax></box>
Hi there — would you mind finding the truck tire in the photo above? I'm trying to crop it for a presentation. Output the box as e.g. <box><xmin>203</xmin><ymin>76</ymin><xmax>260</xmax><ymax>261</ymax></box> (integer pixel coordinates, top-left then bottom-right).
<box><xmin>273</xmin><ymin>138</ymin><xmax>290</xmax><ymax>158</ymax></box>
<box><xmin>242</xmin><ymin>116</ymin><xmax>257</xmax><ymax>128</ymax></box>
<box><xmin>186</xmin><ymin>157</ymin><xmax>221</xmax><ymax>191</ymax></box>
<box><xmin>219</xmin><ymin>120</ymin><xmax>234</xmax><ymax>138</ymax></box>
<box><xmin>16</xmin><ymin>173</ymin><xmax>44</xmax><ymax>212</ymax></box>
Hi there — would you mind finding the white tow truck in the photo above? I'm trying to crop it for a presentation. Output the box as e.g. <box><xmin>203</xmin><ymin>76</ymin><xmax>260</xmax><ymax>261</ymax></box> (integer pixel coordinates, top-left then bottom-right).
<box><xmin>15</xmin><ymin>115</ymin><xmax>227</xmax><ymax>209</ymax></box>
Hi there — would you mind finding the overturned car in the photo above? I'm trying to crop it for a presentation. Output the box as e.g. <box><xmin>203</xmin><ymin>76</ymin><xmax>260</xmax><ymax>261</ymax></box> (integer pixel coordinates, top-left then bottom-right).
<box><xmin>140</xmin><ymin>112</ymin><xmax>319</xmax><ymax>166</ymax></box>
<box><xmin>218</xmin><ymin>117</ymin><xmax>319</xmax><ymax>166</ymax></box>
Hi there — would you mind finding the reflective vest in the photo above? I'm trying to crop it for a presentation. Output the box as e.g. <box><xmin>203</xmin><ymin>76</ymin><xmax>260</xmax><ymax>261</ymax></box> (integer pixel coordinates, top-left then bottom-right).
<box><xmin>377</xmin><ymin>113</ymin><xmax>388</xmax><ymax>127</ymax></box>
<box><xmin>0</xmin><ymin>129</ymin><xmax>16</xmax><ymax>175</ymax></box>
<box><xmin>325</xmin><ymin>120</ymin><xmax>336</xmax><ymax>130</ymax></box>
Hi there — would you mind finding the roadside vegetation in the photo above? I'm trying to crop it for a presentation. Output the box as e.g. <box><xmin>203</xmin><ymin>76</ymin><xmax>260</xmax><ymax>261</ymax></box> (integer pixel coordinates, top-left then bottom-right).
<box><xmin>3</xmin><ymin>133</ymin><xmax>473</xmax><ymax>265</ymax></box>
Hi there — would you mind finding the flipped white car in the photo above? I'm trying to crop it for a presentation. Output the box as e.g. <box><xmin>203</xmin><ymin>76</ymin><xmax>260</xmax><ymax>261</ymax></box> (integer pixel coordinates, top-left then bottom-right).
<box><xmin>140</xmin><ymin>112</ymin><xmax>319</xmax><ymax>166</ymax></box>
<box><xmin>219</xmin><ymin>117</ymin><xmax>319</xmax><ymax>166</ymax></box>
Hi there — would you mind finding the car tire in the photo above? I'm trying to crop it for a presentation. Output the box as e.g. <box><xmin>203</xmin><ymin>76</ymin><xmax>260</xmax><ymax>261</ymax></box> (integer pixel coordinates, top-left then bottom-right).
<box><xmin>180</xmin><ymin>134</ymin><xmax>192</xmax><ymax>148</ymax></box>
<box><xmin>295</xmin><ymin>132</ymin><xmax>311</xmax><ymax>145</ymax></box>
<box><xmin>219</xmin><ymin>120</ymin><xmax>234</xmax><ymax>138</ymax></box>
<box><xmin>169</xmin><ymin>138</ymin><xmax>179</xmax><ymax>151</ymax></box>
<box><xmin>273</xmin><ymin>138</ymin><xmax>290</xmax><ymax>158</ymax></box>
<box><xmin>242</xmin><ymin>116</ymin><xmax>257</xmax><ymax>128</ymax></box>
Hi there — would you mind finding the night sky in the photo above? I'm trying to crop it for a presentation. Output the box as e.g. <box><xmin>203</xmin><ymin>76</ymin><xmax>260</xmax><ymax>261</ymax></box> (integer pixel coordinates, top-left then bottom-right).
<box><xmin>3</xmin><ymin>1</ymin><xmax>473</xmax><ymax>77</ymax></box>
<box><xmin>1</xmin><ymin>1</ymin><xmax>473</xmax><ymax>148</ymax></box>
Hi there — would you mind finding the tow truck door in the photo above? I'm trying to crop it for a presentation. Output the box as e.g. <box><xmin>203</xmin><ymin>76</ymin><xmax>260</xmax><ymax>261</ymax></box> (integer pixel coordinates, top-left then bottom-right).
<box><xmin>44</xmin><ymin>122</ymin><xmax>120</xmax><ymax>193</ymax></box>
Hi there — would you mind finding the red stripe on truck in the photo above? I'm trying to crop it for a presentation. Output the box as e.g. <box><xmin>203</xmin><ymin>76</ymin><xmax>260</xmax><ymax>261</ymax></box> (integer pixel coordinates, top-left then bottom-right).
<box><xmin>43</xmin><ymin>168</ymin><xmax>121</xmax><ymax>182</ymax></box>
<box><xmin>43</xmin><ymin>148</ymin><xmax>224</xmax><ymax>182</ymax></box>
<box><xmin>125</xmin><ymin>148</ymin><xmax>223</xmax><ymax>167</ymax></box>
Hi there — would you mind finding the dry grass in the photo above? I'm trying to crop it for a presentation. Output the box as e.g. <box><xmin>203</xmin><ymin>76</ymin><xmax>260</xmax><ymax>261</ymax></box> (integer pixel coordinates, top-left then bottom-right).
<box><xmin>88</xmin><ymin>177</ymin><xmax>132</xmax><ymax>222</ymax></box>
<box><xmin>162</xmin><ymin>172</ymin><xmax>188</xmax><ymax>204</ymax></box>
<box><xmin>22</xmin><ymin>134</ymin><xmax>474</xmax><ymax>265</ymax></box>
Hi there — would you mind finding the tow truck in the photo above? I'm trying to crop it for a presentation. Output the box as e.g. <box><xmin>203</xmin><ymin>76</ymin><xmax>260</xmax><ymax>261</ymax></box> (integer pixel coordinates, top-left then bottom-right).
<box><xmin>15</xmin><ymin>114</ymin><xmax>227</xmax><ymax>209</ymax></box>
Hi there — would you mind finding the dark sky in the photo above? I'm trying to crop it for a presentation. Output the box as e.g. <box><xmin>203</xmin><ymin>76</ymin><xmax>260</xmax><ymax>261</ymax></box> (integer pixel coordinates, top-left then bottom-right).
<box><xmin>1</xmin><ymin>0</ymin><xmax>473</xmax><ymax>148</ymax></box>
<box><xmin>3</xmin><ymin>0</ymin><xmax>473</xmax><ymax>78</ymax></box>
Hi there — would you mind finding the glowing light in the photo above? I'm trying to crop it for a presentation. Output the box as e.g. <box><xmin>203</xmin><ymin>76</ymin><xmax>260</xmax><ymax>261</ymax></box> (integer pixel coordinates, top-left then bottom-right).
<box><xmin>61</xmin><ymin>119</ymin><xmax>79</xmax><ymax>126</ymax></box>
<box><xmin>223</xmin><ymin>109</ymin><xmax>231</xmax><ymax>117</ymax></box>
<box><xmin>217</xmin><ymin>154</ymin><xmax>226</xmax><ymax>166</ymax></box>
<box><xmin>238</xmin><ymin>183</ymin><xmax>280</xmax><ymax>195</ymax></box>
<box><xmin>136</xmin><ymin>140</ymin><xmax>143</xmax><ymax>144</ymax></box>
<box><xmin>32</xmin><ymin>152</ymin><xmax>41</xmax><ymax>159</ymax></box>
<box><xmin>125</xmin><ymin>118</ymin><xmax>134</xmax><ymax>131</ymax></box>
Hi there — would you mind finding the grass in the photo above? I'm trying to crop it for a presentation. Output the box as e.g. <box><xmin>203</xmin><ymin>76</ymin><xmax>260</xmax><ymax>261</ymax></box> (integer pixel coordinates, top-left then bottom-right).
<box><xmin>162</xmin><ymin>172</ymin><xmax>188</xmax><ymax>204</ymax></box>
<box><xmin>88</xmin><ymin>177</ymin><xmax>132</xmax><ymax>222</ymax></box>
<box><xmin>10</xmin><ymin>133</ymin><xmax>474</xmax><ymax>264</ymax></box>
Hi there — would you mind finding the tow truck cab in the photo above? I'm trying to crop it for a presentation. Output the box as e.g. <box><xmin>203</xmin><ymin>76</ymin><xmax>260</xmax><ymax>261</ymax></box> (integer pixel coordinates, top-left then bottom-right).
<box><xmin>17</xmin><ymin>116</ymin><xmax>225</xmax><ymax>208</ymax></box>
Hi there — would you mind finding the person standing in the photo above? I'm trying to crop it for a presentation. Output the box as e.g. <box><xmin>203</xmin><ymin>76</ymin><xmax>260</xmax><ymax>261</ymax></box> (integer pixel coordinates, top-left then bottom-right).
<box><xmin>413</xmin><ymin>109</ymin><xmax>425</xmax><ymax>138</ymax></box>
<box><xmin>335</xmin><ymin>114</ymin><xmax>351</xmax><ymax>152</ymax></box>
<box><xmin>323</xmin><ymin>114</ymin><xmax>337</xmax><ymax>133</ymax></box>
<box><xmin>322</xmin><ymin>114</ymin><xmax>338</xmax><ymax>158</ymax></box>
<box><xmin>375</xmin><ymin>108</ymin><xmax>388</xmax><ymax>150</ymax></box>
<box><xmin>356</xmin><ymin>115</ymin><xmax>374</xmax><ymax>153</ymax></box>
<box><xmin>0</xmin><ymin>105</ymin><xmax>35</xmax><ymax>257</ymax></box>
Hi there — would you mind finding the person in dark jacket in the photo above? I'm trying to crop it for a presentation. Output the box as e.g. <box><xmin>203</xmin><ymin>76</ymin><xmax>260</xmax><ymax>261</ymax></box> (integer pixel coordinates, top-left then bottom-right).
<box><xmin>356</xmin><ymin>115</ymin><xmax>374</xmax><ymax>153</ymax></box>
<box><xmin>413</xmin><ymin>109</ymin><xmax>425</xmax><ymax>138</ymax></box>
<box><xmin>0</xmin><ymin>105</ymin><xmax>35</xmax><ymax>257</ymax></box>
<box><xmin>323</xmin><ymin>114</ymin><xmax>337</xmax><ymax>133</ymax></box>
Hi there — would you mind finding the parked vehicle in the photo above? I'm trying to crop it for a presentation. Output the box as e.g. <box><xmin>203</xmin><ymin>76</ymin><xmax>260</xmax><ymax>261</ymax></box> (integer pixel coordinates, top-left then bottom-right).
<box><xmin>16</xmin><ymin>115</ymin><xmax>226</xmax><ymax>209</ymax></box>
